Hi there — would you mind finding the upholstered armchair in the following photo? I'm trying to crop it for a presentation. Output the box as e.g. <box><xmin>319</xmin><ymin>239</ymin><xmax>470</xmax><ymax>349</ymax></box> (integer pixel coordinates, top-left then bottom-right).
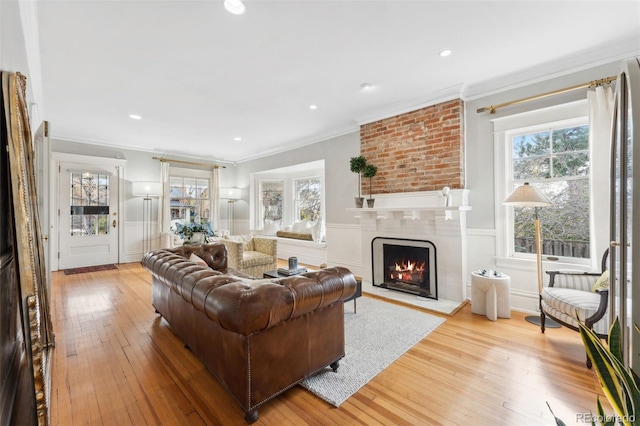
<box><xmin>220</xmin><ymin>236</ymin><xmax>278</xmax><ymax>277</ymax></box>
<box><xmin>540</xmin><ymin>249</ymin><xmax>610</xmax><ymax>367</ymax></box>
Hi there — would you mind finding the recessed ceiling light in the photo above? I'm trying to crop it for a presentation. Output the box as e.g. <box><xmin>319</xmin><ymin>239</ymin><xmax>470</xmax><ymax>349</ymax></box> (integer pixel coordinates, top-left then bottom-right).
<box><xmin>360</xmin><ymin>83</ymin><xmax>373</xmax><ymax>90</ymax></box>
<box><xmin>439</xmin><ymin>49</ymin><xmax>452</xmax><ymax>57</ymax></box>
<box><xmin>224</xmin><ymin>0</ymin><xmax>245</xmax><ymax>15</ymax></box>
<box><xmin>129</xmin><ymin>114</ymin><xmax>142</xmax><ymax>120</ymax></box>
<box><xmin>233</xmin><ymin>137</ymin><xmax>242</xmax><ymax>141</ymax></box>
<box><xmin>309</xmin><ymin>104</ymin><xmax>318</xmax><ymax>110</ymax></box>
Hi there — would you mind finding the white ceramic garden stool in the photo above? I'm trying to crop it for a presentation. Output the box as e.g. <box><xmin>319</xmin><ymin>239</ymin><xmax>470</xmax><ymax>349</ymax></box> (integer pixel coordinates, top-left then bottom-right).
<box><xmin>471</xmin><ymin>271</ymin><xmax>511</xmax><ymax>321</ymax></box>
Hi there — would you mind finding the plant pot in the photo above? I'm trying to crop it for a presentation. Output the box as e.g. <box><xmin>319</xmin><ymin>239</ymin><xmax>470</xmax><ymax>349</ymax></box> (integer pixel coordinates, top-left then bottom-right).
<box><xmin>186</xmin><ymin>232</ymin><xmax>204</xmax><ymax>244</ymax></box>
<box><xmin>367</xmin><ymin>199</ymin><xmax>375</xmax><ymax>208</ymax></box>
<box><xmin>355</xmin><ymin>197</ymin><xmax>364</xmax><ymax>208</ymax></box>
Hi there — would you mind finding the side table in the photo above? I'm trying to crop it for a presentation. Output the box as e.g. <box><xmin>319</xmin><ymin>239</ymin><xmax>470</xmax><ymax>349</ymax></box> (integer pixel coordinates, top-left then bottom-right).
<box><xmin>471</xmin><ymin>271</ymin><xmax>511</xmax><ymax>321</ymax></box>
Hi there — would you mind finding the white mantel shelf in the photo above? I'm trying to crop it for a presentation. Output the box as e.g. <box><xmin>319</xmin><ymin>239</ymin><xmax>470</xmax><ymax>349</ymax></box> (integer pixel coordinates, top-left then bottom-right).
<box><xmin>347</xmin><ymin>205</ymin><xmax>471</xmax><ymax>221</ymax></box>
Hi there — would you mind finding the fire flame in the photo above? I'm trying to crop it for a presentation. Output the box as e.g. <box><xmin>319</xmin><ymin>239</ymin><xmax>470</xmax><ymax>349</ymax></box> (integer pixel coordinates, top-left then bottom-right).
<box><xmin>394</xmin><ymin>260</ymin><xmax>425</xmax><ymax>273</ymax></box>
<box><xmin>391</xmin><ymin>259</ymin><xmax>426</xmax><ymax>282</ymax></box>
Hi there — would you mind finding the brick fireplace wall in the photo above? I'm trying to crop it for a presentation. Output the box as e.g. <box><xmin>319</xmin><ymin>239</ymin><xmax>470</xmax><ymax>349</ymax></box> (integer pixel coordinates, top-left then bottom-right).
<box><xmin>359</xmin><ymin>99</ymin><xmax>464</xmax><ymax>194</ymax></box>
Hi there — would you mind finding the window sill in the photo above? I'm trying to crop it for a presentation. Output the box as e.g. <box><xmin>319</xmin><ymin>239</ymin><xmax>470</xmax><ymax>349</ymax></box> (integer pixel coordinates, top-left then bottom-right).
<box><xmin>495</xmin><ymin>256</ymin><xmax>591</xmax><ymax>272</ymax></box>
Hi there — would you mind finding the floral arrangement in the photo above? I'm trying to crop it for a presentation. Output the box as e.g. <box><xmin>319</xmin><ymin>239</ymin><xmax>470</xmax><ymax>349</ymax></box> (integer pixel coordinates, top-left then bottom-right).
<box><xmin>173</xmin><ymin>222</ymin><xmax>214</xmax><ymax>244</ymax></box>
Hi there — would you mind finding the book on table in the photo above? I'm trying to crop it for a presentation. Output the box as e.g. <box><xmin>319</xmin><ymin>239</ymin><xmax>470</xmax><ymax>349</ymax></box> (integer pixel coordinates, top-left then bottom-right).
<box><xmin>277</xmin><ymin>267</ymin><xmax>308</xmax><ymax>276</ymax></box>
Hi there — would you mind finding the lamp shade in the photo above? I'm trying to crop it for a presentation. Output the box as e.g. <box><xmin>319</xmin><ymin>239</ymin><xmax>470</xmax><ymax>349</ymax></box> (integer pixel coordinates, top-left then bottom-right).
<box><xmin>221</xmin><ymin>187</ymin><xmax>242</xmax><ymax>200</ymax></box>
<box><xmin>132</xmin><ymin>181</ymin><xmax>162</xmax><ymax>197</ymax></box>
<box><xmin>223</xmin><ymin>0</ymin><xmax>245</xmax><ymax>14</ymax></box>
<box><xmin>503</xmin><ymin>182</ymin><xmax>552</xmax><ymax>207</ymax></box>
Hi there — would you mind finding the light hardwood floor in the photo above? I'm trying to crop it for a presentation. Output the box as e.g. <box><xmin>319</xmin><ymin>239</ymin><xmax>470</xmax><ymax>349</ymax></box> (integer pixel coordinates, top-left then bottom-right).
<box><xmin>49</xmin><ymin>262</ymin><xmax>610</xmax><ymax>425</ymax></box>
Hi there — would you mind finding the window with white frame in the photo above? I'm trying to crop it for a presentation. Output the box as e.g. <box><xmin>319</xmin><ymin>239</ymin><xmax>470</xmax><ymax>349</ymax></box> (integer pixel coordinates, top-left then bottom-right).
<box><xmin>494</xmin><ymin>100</ymin><xmax>591</xmax><ymax>263</ymax></box>
<box><xmin>169</xmin><ymin>175</ymin><xmax>210</xmax><ymax>225</ymax></box>
<box><xmin>250</xmin><ymin>160</ymin><xmax>325</xmax><ymax>235</ymax></box>
<box><xmin>294</xmin><ymin>177</ymin><xmax>321</xmax><ymax>221</ymax></box>
<box><xmin>260</xmin><ymin>180</ymin><xmax>284</xmax><ymax>222</ymax></box>
<box><xmin>509</xmin><ymin>120</ymin><xmax>590</xmax><ymax>259</ymax></box>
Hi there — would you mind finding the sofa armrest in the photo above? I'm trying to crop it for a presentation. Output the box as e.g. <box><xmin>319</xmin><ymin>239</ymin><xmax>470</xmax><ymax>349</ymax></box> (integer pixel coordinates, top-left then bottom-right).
<box><xmin>220</xmin><ymin>239</ymin><xmax>243</xmax><ymax>268</ymax></box>
<box><xmin>252</xmin><ymin>237</ymin><xmax>277</xmax><ymax>256</ymax></box>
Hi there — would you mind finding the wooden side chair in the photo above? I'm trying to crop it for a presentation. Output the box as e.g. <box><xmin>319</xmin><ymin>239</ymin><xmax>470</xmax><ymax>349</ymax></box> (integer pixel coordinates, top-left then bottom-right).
<box><xmin>540</xmin><ymin>249</ymin><xmax>610</xmax><ymax>367</ymax></box>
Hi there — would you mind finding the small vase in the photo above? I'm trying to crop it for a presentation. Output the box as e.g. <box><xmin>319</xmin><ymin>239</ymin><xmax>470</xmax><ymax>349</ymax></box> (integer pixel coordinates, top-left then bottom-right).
<box><xmin>367</xmin><ymin>199</ymin><xmax>375</xmax><ymax>208</ymax></box>
<box><xmin>355</xmin><ymin>197</ymin><xmax>364</xmax><ymax>208</ymax></box>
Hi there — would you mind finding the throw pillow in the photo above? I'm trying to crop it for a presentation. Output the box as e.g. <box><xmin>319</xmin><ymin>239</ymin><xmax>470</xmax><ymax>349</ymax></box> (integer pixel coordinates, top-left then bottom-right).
<box><xmin>592</xmin><ymin>270</ymin><xmax>609</xmax><ymax>292</ymax></box>
<box><xmin>291</xmin><ymin>220</ymin><xmax>308</xmax><ymax>234</ymax></box>
<box><xmin>306</xmin><ymin>220</ymin><xmax>322</xmax><ymax>242</ymax></box>
<box><xmin>189</xmin><ymin>253</ymin><xmax>208</xmax><ymax>267</ymax></box>
<box><xmin>263</xmin><ymin>219</ymin><xmax>280</xmax><ymax>236</ymax></box>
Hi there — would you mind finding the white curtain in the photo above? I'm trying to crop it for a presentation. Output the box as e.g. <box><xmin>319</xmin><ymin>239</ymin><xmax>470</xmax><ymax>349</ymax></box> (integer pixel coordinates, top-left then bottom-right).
<box><xmin>211</xmin><ymin>167</ymin><xmax>220</xmax><ymax>231</ymax></box>
<box><xmin>160</xmin><ymin>161</ymin><xmax>171</xmax><ymax>232</ymax></box>
<box><xmin>588</xmin><ymin>85</ymin><xmax>614</xmax><ymax>270</ymax></box>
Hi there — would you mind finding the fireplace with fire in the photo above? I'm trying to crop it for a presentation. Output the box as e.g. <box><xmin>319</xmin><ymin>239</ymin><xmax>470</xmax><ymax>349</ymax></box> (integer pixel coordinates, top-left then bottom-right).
<box><xmin>371</xmin><ymin>237</ymin><xmax>437</xmax><ymax>299</ymax></box>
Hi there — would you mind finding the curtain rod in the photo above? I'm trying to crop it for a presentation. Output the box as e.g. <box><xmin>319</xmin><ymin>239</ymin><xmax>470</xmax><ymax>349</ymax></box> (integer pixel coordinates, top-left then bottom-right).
<box><xmin>153</xmin><ymin>157</ymin><xmax>226</xmax><ymax>168</ymax></box>
<box><xmin>476</xmin><ymin>75</ymin><xmax>617</xmax><ymax>114</ymax></box>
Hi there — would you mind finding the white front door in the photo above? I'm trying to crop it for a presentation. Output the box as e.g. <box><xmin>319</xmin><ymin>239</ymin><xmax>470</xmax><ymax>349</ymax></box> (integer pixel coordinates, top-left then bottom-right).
<box><xmin>58</xmin><ymin>162</ymin><xmax>119</xmax><ymax>269</ymax></box>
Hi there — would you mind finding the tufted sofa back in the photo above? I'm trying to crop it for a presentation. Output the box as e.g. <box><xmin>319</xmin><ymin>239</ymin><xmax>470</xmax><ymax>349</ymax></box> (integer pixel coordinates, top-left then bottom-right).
<box><xmin>142</xmin><ymin>245</ymin><xmax>357</xmax><ymax>336</ymax></box>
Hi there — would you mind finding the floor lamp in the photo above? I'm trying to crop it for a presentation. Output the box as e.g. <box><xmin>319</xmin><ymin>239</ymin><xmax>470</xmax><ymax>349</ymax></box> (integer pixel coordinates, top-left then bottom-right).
<box><xmin>133</xmin><ymin>181</ymin><xmax>162</xmax><ymax>255</ymax></box>
<box><xmin>503</xmin><ymin>182</ymin><xmax>559</xmax><ymax>327</ymax></box>
<box><xmin>221</xmin><ymin>187</ymin><xmax>241</xmax><ymax>235</ymax></box>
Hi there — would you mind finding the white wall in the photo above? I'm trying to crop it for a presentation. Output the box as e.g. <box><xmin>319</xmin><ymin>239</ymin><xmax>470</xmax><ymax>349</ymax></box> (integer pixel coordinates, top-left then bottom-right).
<box><xmin>50</xmin><ymin>139</ymin><xmax>230</xmax><ymax>265</ymax></box>
<box><xmin>464</xmin><ymin>60</ymin><xmax>624</xmax><ymax>313</ymax></box>
<box><xmin>1</xmin><ymin>2</ymin><xmax>30</xmax><ymax>84</ymax></box>
<box><xmin>235</xmin><ymin>131</ymin><xmax>362</xmax><ymax>268</ymax></box>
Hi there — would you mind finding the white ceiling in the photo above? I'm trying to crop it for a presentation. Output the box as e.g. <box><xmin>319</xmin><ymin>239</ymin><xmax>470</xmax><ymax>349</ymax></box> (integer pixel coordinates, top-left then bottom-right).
<box><xmin>34</xmin><ymin>0</ymin><xmax>640</xmax><ymax>163</ymax></box>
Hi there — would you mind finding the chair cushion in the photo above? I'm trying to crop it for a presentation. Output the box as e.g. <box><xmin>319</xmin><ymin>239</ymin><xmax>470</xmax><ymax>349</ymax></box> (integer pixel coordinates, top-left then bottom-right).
<box><xmin>541</xmin><ymin>287</ymin><xmax>609</xmax><ymax>335</ymax></box>
<box><xmin>241</xmin><ymin>251</ymin><xmax>274</xmax><ymax>268</ymax></box>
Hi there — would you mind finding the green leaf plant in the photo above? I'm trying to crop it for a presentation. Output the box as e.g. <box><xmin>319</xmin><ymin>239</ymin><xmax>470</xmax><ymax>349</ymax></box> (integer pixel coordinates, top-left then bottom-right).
<box><xmin>349</xmin><ymin>155</ymin><xmax>367</xmax><ymax>199</ymax></box>
<box><xmin>362</xmin><ymin>163</ymin><xmax>378</xmax><ymax>199</ymax></box>
<box><xmin>578</xmin><ymin>317</ymin><xmax>640</xmax><ymax>426</ymax></box>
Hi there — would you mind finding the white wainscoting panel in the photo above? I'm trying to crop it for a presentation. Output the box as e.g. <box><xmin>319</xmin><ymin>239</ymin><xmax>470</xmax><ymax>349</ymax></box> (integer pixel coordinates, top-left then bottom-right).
<box><xmin>123</xmin><ymin>221</ymin><xmax>162</xmax><ymax>264</ymax></box>
<box><xmin>325</xmin><ymin>223</ymin><xmax>362</xmax><ymax>277</ymax></box>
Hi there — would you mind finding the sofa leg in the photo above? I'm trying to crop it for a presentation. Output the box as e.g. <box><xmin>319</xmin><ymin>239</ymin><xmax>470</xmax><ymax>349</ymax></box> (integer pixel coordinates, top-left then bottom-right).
<box><xmin>330</xmin><ymin>361</ymin><xmax>339</xmax><ymax>372</ymax></box>
<box><xmin>184</xmin><ymin>343</ymin><xmax>190</xmax><ymax>350</ymax></box>
<box><xmin>540</xmin><ymin>312</ymin><xmax>546</xmax><ymax>334</ymax></box>
<box><xmin>244</xmin><ymin>410</ymin><xmax>258</xmax><ymax>424</ymax></box>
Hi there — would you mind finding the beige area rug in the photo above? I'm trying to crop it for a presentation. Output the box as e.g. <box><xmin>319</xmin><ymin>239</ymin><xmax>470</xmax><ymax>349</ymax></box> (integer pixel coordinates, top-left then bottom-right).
<box><xmin>299</xmin><ymin>296</ymin><xmax>445</xmax><ymax>407</ymax></box>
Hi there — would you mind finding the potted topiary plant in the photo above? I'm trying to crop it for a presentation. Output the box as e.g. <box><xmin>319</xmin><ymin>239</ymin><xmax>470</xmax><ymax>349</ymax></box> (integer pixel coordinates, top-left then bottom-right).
<box><xmin>363</xmin><ymin>163</ymin><xmax>378</xmax><ymax>208</ymax></box>
<box><xmin>350</xmin><ymin>155</ymin><xmax>367</xmax><ymax>208</ymax></box>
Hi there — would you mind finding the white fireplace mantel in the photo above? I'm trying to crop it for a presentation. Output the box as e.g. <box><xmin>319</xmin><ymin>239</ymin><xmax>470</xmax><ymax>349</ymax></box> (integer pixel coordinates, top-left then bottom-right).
<box><xmin>351</xmin><ymin>189</ymin><xmax>471</xmax><ymax>304</ymax></box>
<box><xmin>347</xmin><ymin>205</ymin><xmax>471</xmax><ymax>221</ymax></box>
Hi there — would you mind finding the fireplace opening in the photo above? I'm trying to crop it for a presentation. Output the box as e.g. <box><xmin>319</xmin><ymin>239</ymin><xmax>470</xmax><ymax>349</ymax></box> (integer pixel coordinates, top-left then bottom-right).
<box><xmin>371</xmin><ymin>237</ymin><xmax>437</xmax><ymax>299</ymax></box>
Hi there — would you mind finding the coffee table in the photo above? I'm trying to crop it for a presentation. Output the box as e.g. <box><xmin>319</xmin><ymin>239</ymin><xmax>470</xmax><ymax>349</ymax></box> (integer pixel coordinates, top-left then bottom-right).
<box><xmin>263</xmin><ymin>269</ymin><xmax>362</xmax><ymax>313</ymax></box>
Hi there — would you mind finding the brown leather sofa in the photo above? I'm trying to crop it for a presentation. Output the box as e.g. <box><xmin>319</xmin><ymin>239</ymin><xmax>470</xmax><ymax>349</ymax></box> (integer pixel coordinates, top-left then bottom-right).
<box><xmin>141</xmin><ymin>243</ymin><xmax>357</xmax><ymax>423</ymax></box>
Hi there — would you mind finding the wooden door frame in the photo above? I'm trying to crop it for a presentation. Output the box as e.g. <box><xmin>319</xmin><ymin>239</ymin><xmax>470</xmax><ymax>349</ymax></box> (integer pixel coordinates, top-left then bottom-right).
<box><xmin>50</xmin><ymin>152</ymin><xmax>126</xmax><ymax>271</ymax></box>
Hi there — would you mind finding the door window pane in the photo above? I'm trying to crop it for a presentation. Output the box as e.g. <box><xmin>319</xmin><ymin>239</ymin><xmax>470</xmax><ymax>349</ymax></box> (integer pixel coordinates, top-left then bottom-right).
<box><xmin>70</xmin><ymin>172</ymin><xmax>110</xmax><ymax>236</ymax></box>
